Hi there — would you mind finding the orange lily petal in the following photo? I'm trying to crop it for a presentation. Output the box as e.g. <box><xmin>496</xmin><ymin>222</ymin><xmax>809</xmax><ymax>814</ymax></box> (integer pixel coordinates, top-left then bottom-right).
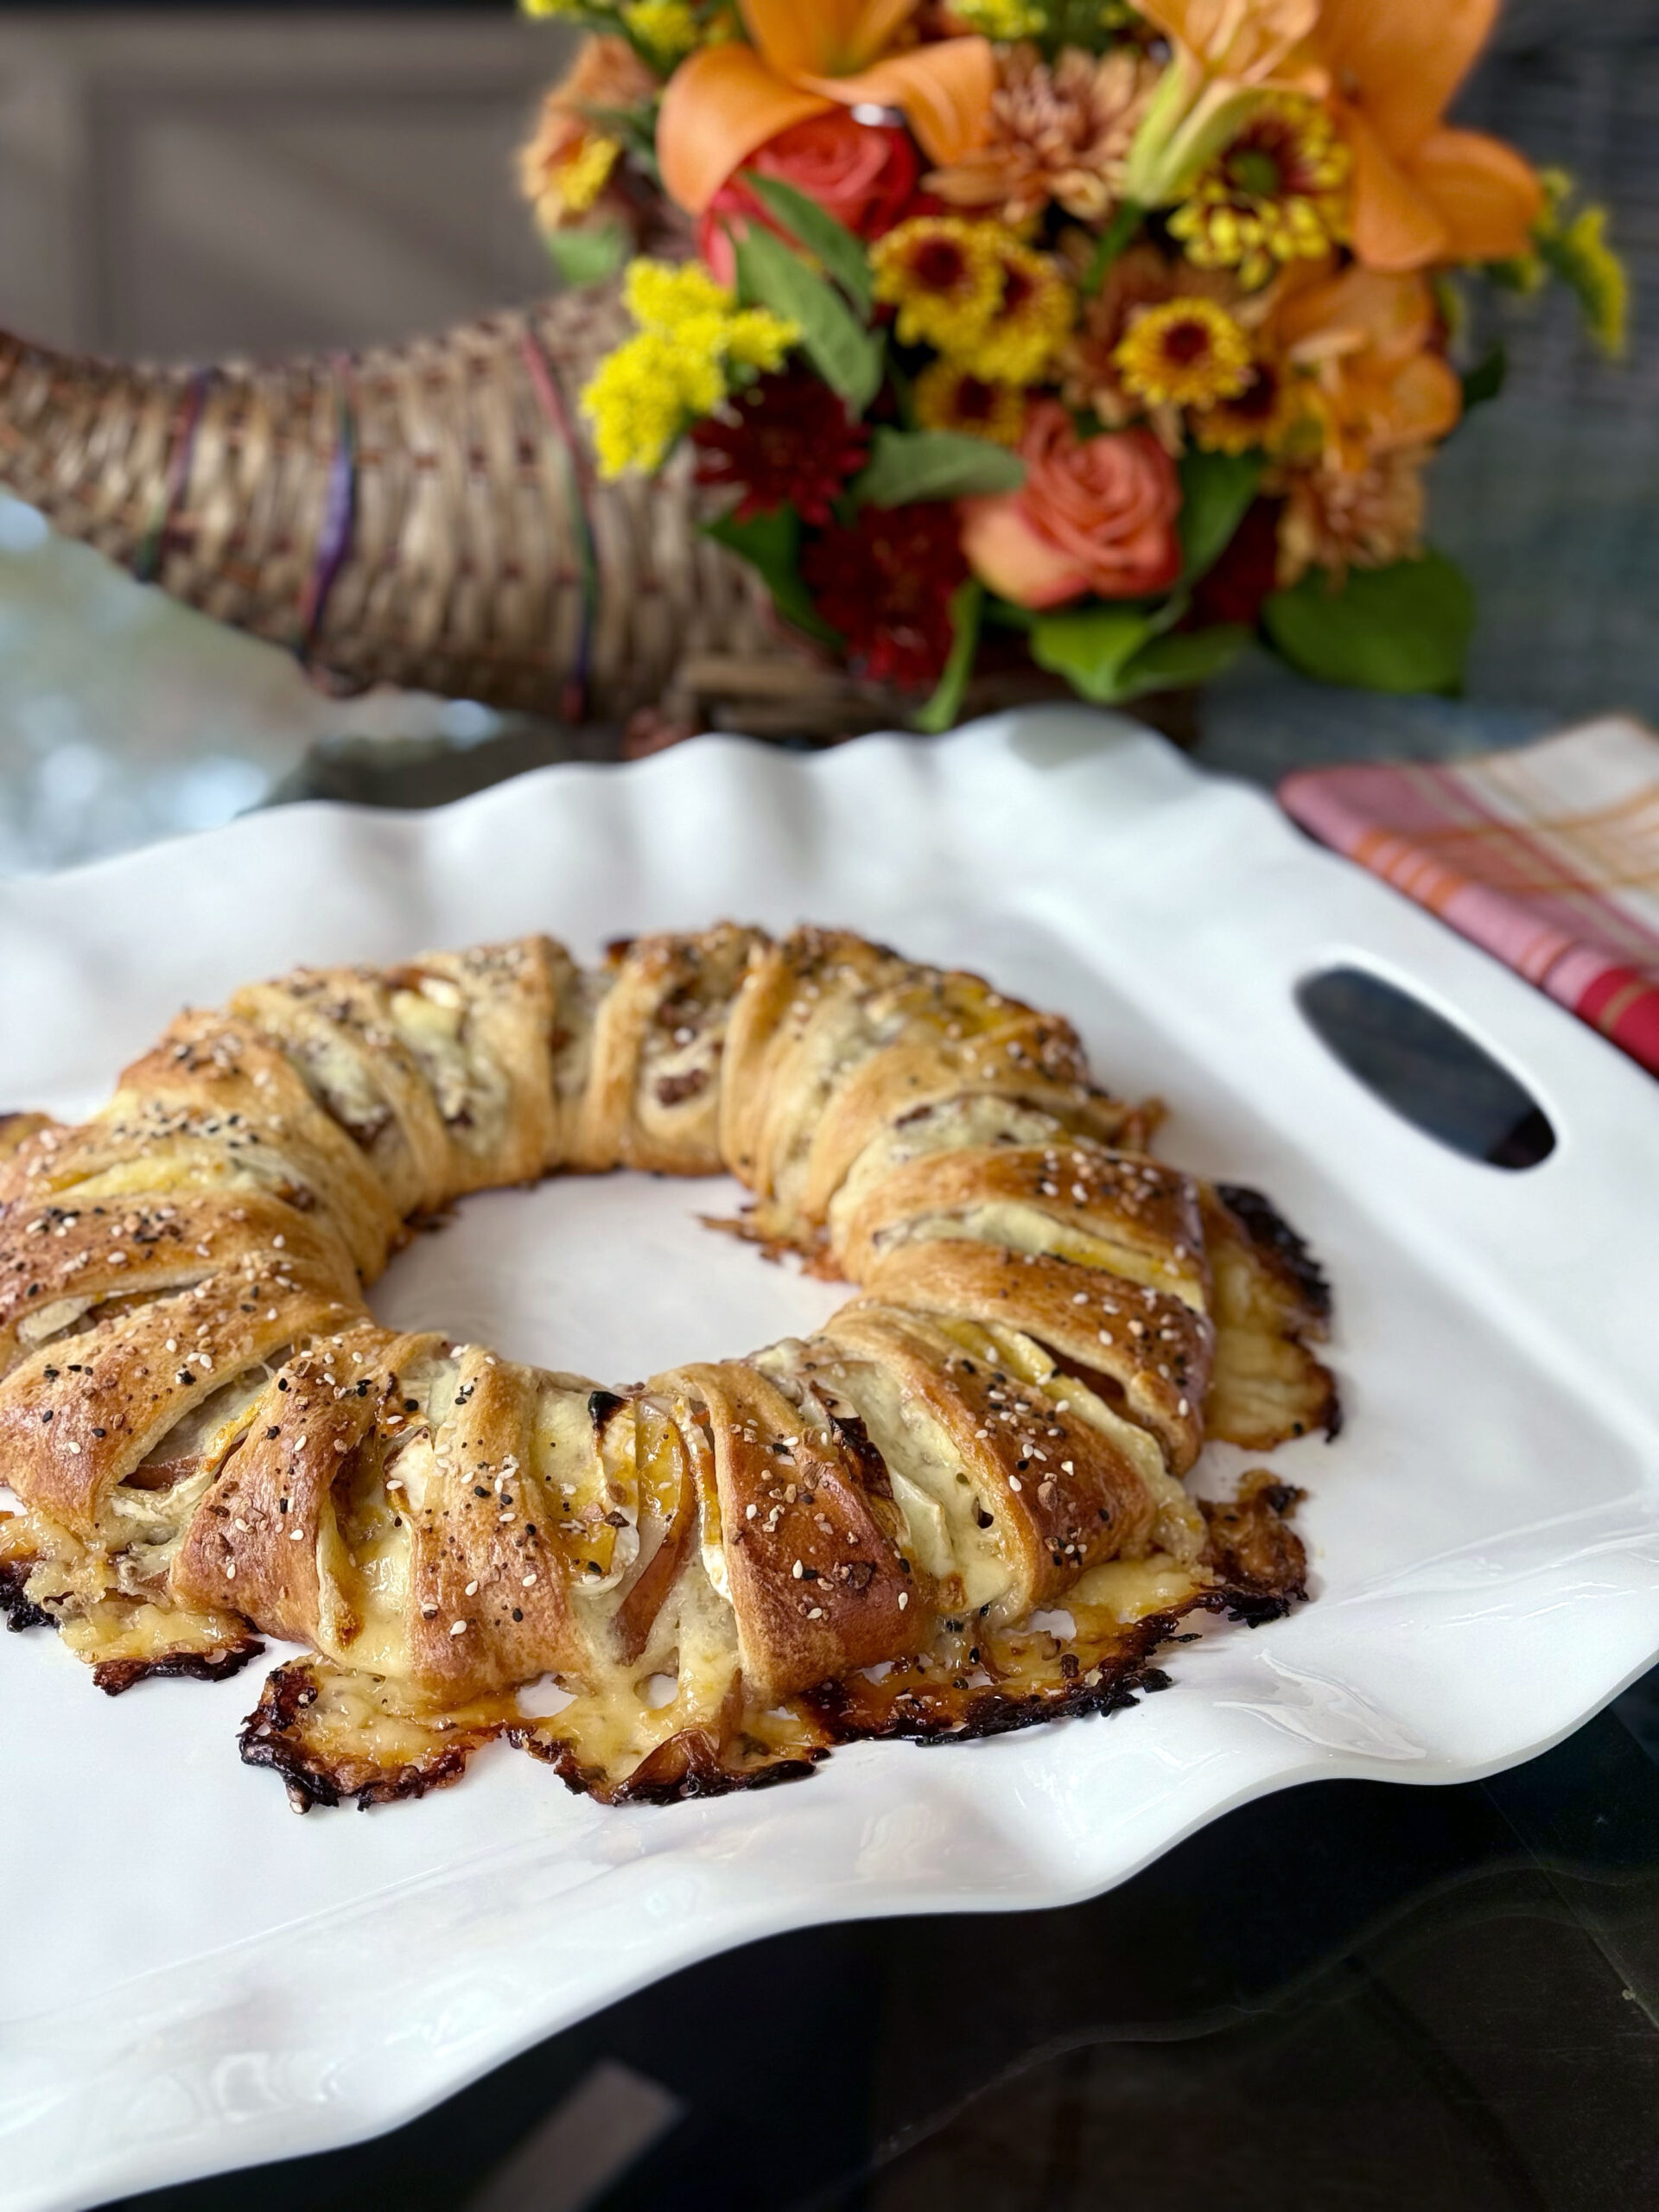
<box><xmin>657</xmin><ymin>44</ymin><xmax>834</xmax><ymax>213</ymax></box>
<box><xmin>1138</xmin><ymin>0</ymin><xmax>1320</xmax><ymax>88</ymax></box>
<box><xmin>1373</xmin><ymin>353</ymin><xmax>1464</xmax><ymax>453</ymax></box>
<box><xmin>1304</xmin><ymin>266</ymin><xmax>1437</xmax><ymax>361</ymax></box>
<box><xmin>1341</xmin><ymin>103</ymin><xmax>1450</xmax><ymax>271</ymax></box>
<box><xmin>741</xmin><ymin>0</ymin><xmax>918</xmax><ymax>79</ymax></box>
<box><xmin>815</xmin><ymin>37</ymin><xmax>995</xmax><ymax>165</ymax></box>
<box><xmin>1314</xmin><ymin>0</ymin><xmax>1498</xmax><ymax>152</ymax></box>
<box><xmin>1408</xmin><ymin>127</ymin><xmax>1543</xmax><ymax>264</ymax></box>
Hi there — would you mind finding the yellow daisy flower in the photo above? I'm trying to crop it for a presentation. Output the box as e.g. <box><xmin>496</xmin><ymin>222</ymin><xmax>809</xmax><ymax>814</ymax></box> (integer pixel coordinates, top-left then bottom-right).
<box><xmin>1169</xmin><ymin>96</ymin><xmax>1350</xmax><ymax>289</ymax></box>
<box><xmin>870</xmin><ymin>218</ymin><xmax>1006</xmax><ymax>356</ymax></box>
<box><xmin>1114</xmin><ymin>296</ymin><xmax>1254</xmax><ymax>410</ymax></box>
<box><xmin>1191</xmin><ymin>359</ymin><xmax>1298</xmax><ymax>454</ymax></box>
<box><xmin>914</xmin><ymin>361</ymin><xmax>1027</xmax><ymax>447</ymax></box>
<box><xmin>975</xmin><ymin>239</ymin><xmax>1075</xmax><ymax>384</ymax></box>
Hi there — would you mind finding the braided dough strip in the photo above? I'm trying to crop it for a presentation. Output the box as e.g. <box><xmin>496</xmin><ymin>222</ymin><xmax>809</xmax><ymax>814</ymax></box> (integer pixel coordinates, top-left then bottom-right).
<box><xmin>0</xmin><ymin>925</ymin><xmax>1334</xmax><ymax>1808</ymax></box>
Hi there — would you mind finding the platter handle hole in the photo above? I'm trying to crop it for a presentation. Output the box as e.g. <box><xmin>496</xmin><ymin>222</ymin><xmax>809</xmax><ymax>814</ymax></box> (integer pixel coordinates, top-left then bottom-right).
<box><xmin>1295</xmin><ymin>966</ymin><xmax>1555</xmax><ymax>1171</ymax></box>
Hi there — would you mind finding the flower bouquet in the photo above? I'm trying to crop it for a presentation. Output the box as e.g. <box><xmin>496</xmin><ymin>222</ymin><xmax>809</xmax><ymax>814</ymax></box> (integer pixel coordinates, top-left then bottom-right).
<box><xmin>521</xmin><ymin>0</ymin><xmax>1624</xmax><ymax>731</ymax></box>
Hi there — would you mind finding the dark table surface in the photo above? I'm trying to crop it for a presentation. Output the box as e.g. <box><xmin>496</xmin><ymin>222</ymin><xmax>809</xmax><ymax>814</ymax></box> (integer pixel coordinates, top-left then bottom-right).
<box><xmin>79</xmin><ymin>712</ymin><xmax>1657</xmax><ymax>2212</ymax></box>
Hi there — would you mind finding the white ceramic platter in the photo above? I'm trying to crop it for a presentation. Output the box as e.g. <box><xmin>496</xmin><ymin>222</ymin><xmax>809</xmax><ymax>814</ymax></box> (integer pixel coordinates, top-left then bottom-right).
<box><xmin>2</xmin><ymin>709</ymin><xmax>1656</xmax><ymax>2212</ymax></box>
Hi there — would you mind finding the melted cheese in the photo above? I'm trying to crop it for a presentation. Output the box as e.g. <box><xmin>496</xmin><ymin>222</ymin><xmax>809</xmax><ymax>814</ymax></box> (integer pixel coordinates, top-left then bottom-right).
<box><xmin>895</xmin><ymin>1201</ymin><xmax>1205</xmax><ymax>1308</ymax></box>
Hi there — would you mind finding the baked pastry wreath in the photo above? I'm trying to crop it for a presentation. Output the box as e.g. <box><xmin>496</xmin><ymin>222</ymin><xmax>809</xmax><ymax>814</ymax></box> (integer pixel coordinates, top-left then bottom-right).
<box><xmin>0</xmin><ymin>926</ymin><xmax>1334</xmax><ymax>1810</ymax></box>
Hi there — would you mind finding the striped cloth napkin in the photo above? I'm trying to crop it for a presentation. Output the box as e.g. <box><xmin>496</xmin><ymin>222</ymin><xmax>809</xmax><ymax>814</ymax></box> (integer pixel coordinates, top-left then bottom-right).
<box><xmin>1279</xmin><ymin>717</ymin><xmax>1659</xmax><ymax>1078</ymax></box>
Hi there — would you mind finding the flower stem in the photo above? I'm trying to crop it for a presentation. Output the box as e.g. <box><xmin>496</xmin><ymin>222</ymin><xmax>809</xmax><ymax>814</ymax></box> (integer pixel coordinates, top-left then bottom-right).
<box><xmin>1082</xmin><ymin>200</ymin><xmax>1144</xmax><ymax>297</ymax></box>
<box><xmin>913</xmin><ymin>581</ymin><xmax>983</xmax><ymax>735</ymax></box>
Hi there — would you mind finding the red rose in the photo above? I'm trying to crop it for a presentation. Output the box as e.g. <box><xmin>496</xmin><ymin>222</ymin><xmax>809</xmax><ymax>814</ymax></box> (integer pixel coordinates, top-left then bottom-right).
<box><xmin>700</xmin><ymin>111</ymin><xmax>918</xmax><ymax>285</ymax></box>
<box><xmin>961</xmin><ymin>402</ymin><xmax>1183</xmax><ymax>608</ymax></box>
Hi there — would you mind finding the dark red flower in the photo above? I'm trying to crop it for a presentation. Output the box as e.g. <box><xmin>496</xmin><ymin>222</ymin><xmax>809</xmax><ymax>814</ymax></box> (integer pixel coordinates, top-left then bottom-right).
<box><xmin>1191</xmin><ymin>494</ymin><xmax>1285</xmax><ymax>629</ymax></box>
<box><xmin>692</xmin><ymin>371</ymin><xmax>871</xmax><ymax>526</ymax></box>
<box><xmin>801</xmin><ymin>502</ymin><xmax>969</xmax><ymax>690</ymax></box>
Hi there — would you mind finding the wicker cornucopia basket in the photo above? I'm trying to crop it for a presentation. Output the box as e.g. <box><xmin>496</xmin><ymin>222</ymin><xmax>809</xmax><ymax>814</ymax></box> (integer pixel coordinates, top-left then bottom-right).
<box><xmin>0</xmin><ymin>280</ymin><xmax>977</xmax><ymax>736</ymax></box>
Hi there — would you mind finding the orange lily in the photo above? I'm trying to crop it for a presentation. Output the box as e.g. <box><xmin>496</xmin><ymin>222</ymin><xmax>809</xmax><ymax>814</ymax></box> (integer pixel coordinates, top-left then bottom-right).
<box><xmin>1271</xmin><ymin>263</ymin><xmax>1463</xmax><ymax>470</ymax></box>
<box><xmin>1311</xmin><ymin>0</ymin><xmax>1541</xmax><ymax>270</ymax></box>
<box><xmin>657</xmin><ymin>0</ymin><xmax>995</xmax><ymax>216</ymax></box>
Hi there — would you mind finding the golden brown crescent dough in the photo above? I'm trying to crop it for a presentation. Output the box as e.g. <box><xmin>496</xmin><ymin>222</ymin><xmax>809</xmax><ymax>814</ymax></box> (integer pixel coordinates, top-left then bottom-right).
<box><xmin>0</xmin><ymin>925</ymin><xmax>1334</xmax><ymax>1810</ymax></box>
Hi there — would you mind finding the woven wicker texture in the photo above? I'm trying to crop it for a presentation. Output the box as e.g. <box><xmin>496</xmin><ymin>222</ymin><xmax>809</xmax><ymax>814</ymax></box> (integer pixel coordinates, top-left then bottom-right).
<box><xmin>0</xmin><ymin>283</ymin><xmax>793</xmax><ymax>721</ymax></box>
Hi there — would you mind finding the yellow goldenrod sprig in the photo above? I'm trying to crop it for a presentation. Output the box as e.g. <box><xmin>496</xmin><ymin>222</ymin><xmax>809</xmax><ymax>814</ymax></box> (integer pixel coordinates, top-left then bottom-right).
<box><xmin>581</xmin><ymin>258</ymin><xmax>798</xmax><ymax>478</ymax></box>
<box><xmin>1491</xmin><ymin>168</ymin><xmax>1628</xmax><ymax>359</ymax></box>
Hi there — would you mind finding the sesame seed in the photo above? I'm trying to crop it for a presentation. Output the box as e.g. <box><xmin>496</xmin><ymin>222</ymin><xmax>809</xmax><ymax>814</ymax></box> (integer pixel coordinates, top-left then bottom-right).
<box><xmin>66</xmin><ymin>1440</ymin><xmax>81</xmax><ymax>1455</ymax></box>
<box><xmin>449</xmin><ymin>1620</ymin><xmax>467</xmax><ymax>1637</ymax></box>
<box><xmin>897</xmin><ymin>1591</ymin><xmax>908</xmax><ymax>1609</ymax></box>
<box><xmin>464</xmin><ymin>1580</ymin><xmax>479</xmax><ymax>1596</ymax></box>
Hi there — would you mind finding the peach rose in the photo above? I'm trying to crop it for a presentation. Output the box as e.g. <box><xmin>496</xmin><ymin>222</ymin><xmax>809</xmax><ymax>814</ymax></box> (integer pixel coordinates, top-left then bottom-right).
<box><xmin>700</xmin><ymin>111</ymin><xmax>918</xmax><ymax>285</ymax></box>
<box><xmin>961</xmin><ymin>402</ymin><xmax>1183</xmax><ymax>607</ymax></box>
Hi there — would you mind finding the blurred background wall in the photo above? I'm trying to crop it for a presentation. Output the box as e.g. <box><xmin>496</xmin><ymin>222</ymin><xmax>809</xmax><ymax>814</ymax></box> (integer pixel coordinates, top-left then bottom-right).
<box><xmin>0</xmin><ymin>6</ymin><xmax>564</xmax><ymax>357</ymax></box>
<box><xmin>0</xmin><ymin>3</ymin><xmax>1649</xmax><ymax>869</ymax></box>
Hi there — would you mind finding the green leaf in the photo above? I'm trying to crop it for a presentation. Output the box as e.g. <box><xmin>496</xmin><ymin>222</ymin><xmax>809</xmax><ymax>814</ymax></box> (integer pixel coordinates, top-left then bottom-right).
<box><xmin>741</xmin><ymin>172</ymin><xmax>874</xmax><ymax>316</ymax></box>
<box><xmin>733</xmin><ymin>224</ymin><xmax>883</xmax><ymax>414</ymax></box>
<box><xmin>1116</xmin><ymin>624</ymin><xmax>1249</xmax><ymax>698</ymax></box>
<box><xmin>1178</xmin><ymin>448</ymin><xmax>1262</xmax><ymax>582</ymax></box>
<box><xmin>854</xmin><ymin>428</ymin><xmax>1025</xmax><ymax>509</ymax></box>
<box><xmin>544</xmin><ymin>221</ymin><xmax>627</xmax><ymax>289</ymax></box>
<box><xmin>913</xmin><ymin>582</ymin><xmax>984</xmax><ymax>734</ymax></box>
<box><xmin>575</xmin><ymin>105</ymin><xmax>659</xmax><ymax>166</ymax></box>
<box><xmin>1460</xmin><ymin>345</ymin><xmax>1507</xmax><ymax>410</ymax></box>
<box><xmin>703</xmin><ymin>507</ymin><xmax>838</xmax><ymax>645</ymax></box>
<box><xmin>1028</xmin><ymin>604</ymin><xmax>1154</xmax><ymax>702</ymax></box>
<box><xmin>1262</xmin><ymin>551</ymin><xmax>1476</xmax><ymax>695</ymax></box>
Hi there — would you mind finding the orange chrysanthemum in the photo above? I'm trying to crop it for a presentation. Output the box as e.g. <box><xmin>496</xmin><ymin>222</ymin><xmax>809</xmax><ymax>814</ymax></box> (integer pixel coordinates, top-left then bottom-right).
<box><xmin>1270</xmin><ymin>263</ymin><xmax>1463</xmax><ymax>474</ymax></box>
<box><xmin>1275</xmin><ymin>446</ymin><xmax>1430</xmax><ymax>585</ymax></box>
<box><xmin>518</xmin><ymin>35</ymin><xmax>657</xmax><ymax>233</ymax></box>
<box><xmin>927</xmin><ymin>41</ymin><xmax>1158</xmax><ymax>226</ymax></box>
